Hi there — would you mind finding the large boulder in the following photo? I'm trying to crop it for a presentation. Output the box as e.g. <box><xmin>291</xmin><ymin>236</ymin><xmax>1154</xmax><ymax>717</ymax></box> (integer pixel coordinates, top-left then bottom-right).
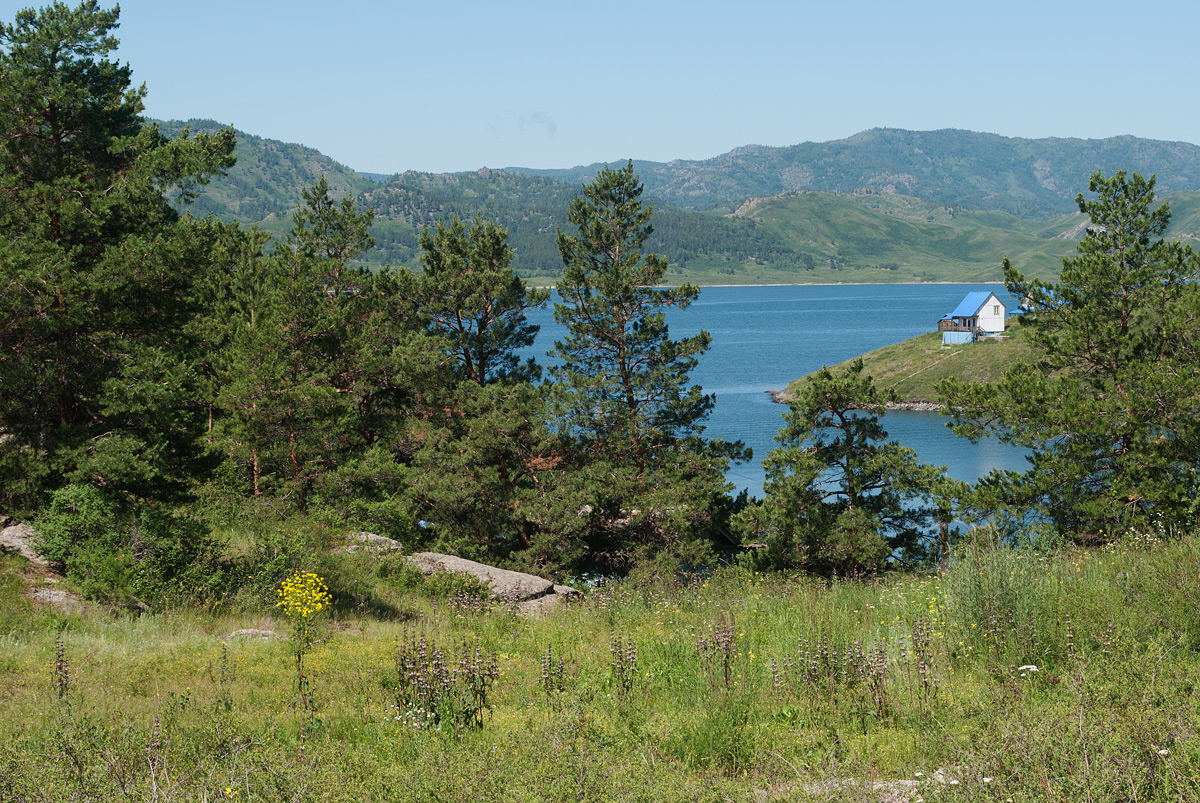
<box><xmin>406</xmin><ymin>552</ymin><xmax>556</xmax><ymax>602</ymax></box>
<box><xmin>0</xmin><ymin>522</ymin><xmax>46</xmax><ymax>567</ymax></box>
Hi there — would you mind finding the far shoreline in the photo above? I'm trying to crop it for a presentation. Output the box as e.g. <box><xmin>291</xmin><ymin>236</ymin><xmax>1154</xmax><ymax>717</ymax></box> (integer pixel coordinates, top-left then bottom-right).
<box><xmin>767</xmin><ymin>386</ymin><xmax>942</xmax><ymax>411</ymax></box>
<box><xmin>531</xmin><ymin>280</ymin><xmax>1007</xmax><ymax>289</ymax></box>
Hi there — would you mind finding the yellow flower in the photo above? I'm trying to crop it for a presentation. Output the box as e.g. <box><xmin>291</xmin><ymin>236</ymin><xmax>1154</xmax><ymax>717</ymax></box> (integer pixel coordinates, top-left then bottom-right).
<box><xmin>276</xmin><ymin>571</ymin><xmax>331</xmax><ymax>620</ymax></box>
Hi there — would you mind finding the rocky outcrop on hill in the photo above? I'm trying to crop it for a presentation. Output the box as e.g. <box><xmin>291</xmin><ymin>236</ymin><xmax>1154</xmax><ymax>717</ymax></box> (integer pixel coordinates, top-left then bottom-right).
<box><xmin>406</xmin><ymin>551</ymin><xmax>580</xmax><ymax>616</ymax></box>
<box><xmin>337</xmin><ymin>533</ymin><xmax>581</xmax><ymax>616</ymax></box>
<box><xmin>0</xmin><ymin>522</ymin><xmax>46</xmax><ymax>567</ymax></box>
<box><xmin>31</xmin><ymin>582</ymin><xmax>87</xmax><ymax>614</ymax></box>
<box><xmin>407</xmin><ymin>552</ymin><xmax>552</xmax><ymax>600</ymax></box>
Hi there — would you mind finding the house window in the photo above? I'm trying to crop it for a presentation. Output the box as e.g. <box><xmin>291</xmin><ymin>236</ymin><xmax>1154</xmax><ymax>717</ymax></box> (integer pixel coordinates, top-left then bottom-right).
<box><xmin>993</xmin><ymin>305</ymin><xmax>1000</xmax><ymax>315</ymax></box>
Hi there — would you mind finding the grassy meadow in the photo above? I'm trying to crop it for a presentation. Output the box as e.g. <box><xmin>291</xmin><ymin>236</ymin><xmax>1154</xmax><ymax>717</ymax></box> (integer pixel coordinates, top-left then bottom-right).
<box><xmin>3</xmin><ymin>524</ymin><xmax>1200</xmax><ymax>802</ymax></box>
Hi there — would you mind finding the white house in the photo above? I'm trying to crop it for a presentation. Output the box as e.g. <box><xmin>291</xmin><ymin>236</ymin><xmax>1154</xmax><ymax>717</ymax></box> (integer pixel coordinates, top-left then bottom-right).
<box><xmin>938</xmin><ymin>291</ymin><xmax>1006</xmax><ymax>344</ymax></box>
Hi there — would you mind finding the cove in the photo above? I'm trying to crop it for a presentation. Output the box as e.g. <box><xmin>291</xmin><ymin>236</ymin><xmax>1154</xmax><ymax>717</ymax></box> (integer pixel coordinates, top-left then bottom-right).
<box><xmin>522</xmin><ymin>284</ymin><xmax>1030</xmax><ymax>497</ymax></box>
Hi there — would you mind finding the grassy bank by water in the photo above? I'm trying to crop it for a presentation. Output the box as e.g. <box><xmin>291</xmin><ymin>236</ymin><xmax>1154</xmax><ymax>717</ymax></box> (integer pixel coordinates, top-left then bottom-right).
<box><xmin>782</xmin><ymin>319</ymin><xmax>1038</xmax><ymax>406</ymax></box>
<box><xmin>2</xmin><ymin>525</ymin><xmax>1199</xmax><ymax>802</ymax></box>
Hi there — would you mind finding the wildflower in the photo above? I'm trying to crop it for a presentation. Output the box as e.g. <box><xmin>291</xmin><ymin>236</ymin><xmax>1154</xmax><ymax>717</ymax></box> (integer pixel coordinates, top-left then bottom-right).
<box><xmin>276</xmin><ymin>572</ymin><xmax>332</xmax><ymax>620</ymax></box>
<box><xmin>983</xmin><ymin>777</ymin><xmax>993</xmax><ymax>783</ymax></box>
<box><xmin>1159</xmin><ymin>749</ymin><xmax>1170</xmax><ymax>756</ymax></box>
<box><xmin>1017</xmin><ymin>665</ymin><xmax>1038</xmax><ymax>673</ymax></box>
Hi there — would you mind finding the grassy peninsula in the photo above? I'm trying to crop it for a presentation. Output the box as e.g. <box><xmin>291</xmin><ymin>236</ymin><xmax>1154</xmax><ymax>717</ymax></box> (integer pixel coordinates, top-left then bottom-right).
<box><xmin>782</xmin><ymin>318</ymin><xmax>1038</xmax><ymax>407</ymax></box>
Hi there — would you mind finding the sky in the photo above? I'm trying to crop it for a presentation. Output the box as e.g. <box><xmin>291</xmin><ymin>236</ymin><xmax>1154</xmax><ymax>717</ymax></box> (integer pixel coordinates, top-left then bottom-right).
<box><xmin>84</xmin><ymin>0</ymin><xmax>1200</xmax><ymax>175</ymax></box>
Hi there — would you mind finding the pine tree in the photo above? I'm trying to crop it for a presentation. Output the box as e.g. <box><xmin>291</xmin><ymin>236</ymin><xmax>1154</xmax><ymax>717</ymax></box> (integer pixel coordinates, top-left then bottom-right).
<box><xmin>743</xmin><ymin>360</ymin><xmax>948</xmax><ymax>573</ymax></box>
<box><xmin>552</xmin><ymin>163</ymin><xmax>714</xmax><ymax>472</ymax></box>
<box><xmin>212</xmin><ymin>178</ymin><xmax>426</xmax><ymax>509</ymax></box>
<box><xmin>0</xmin><ymin>1</ymin><xmax>235</xmax><ymax>511</ymax></box>
<box><xmin>418</xmin><ymin>214</ymin><xmax>549</xmax><ymax>384</ymax></box>
<box><xmin>550</xmin><ymin>162</ymin><xmax>741</xmax><ymax>564</ymax></box>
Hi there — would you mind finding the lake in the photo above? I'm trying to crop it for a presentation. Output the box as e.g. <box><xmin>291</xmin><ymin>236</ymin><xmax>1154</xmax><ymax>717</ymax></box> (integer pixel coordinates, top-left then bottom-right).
<box><xmin>522</xmin><ymin>284</ymin><xmax>1029</xmax><ymax>497</ymax></box>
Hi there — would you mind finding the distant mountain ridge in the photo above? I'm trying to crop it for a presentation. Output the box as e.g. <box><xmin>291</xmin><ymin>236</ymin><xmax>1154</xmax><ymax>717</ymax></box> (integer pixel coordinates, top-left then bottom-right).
<box><xmin>155</xmin><ymin>120</ymin><xmax>1200</xmax><ymax>283</ymax></box>
<box><xmin>508</xmin><ymin>128</ymin><xmax>1200</xmax><ymax>218</ymax></box>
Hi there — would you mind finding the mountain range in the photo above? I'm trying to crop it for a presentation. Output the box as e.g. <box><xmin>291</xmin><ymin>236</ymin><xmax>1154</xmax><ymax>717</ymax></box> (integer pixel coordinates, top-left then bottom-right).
<box><xmin>158</xmin><ymin>120</ymin><xmax>1200</xmax><ymax>284</ymax></box>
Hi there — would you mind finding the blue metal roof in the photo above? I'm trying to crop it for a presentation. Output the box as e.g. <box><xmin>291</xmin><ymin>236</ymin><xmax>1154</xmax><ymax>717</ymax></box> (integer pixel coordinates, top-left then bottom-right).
<box><xmin>949</xmin><ymin>291</ymin><xmax>997</xmax><ymax>318</ymax></box>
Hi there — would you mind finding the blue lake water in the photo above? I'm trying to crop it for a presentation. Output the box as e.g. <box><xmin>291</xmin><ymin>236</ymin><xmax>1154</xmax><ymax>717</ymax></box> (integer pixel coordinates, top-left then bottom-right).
<box><xmin>522</xmin><ymin>284</ymin><xmax>1029</xmax><ymax>497</ymax></box>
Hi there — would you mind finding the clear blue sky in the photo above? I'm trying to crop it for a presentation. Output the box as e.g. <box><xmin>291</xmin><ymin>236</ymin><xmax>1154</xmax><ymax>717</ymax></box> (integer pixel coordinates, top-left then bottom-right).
<box><xmin>92</xmin><ymin>0</ymin><xmax>1200</xmax><ymax>175</ymax></box>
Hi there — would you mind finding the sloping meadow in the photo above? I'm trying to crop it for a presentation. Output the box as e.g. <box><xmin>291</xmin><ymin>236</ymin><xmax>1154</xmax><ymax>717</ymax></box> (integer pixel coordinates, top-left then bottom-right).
<box><xmin>2</xmin><ymin>530</ymin><xmax>1198</xmax><ymax>801</ymax></box>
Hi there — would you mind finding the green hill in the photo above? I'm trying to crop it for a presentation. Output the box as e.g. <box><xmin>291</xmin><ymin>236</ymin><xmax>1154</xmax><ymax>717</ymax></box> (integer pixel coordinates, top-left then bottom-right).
<box><xmin>733</xmin><ymin>192</ymin><xmax>1080</xmax><ymax>283</ymax></box>
<box><xmin>155</xmin><ymin>119</ymin><xmax>377</xmax><ymax>223</ymax></box>
<box><xmin>157</xmin><ymin>121</ymin><xmax>1200</xmax><ymax>285</ymax></box>
<box><xmin>512</xmin><ymin>128</ymin><xmax>1200</xmax><ymax>218</ymax></box>
<box><xmin>356</xmin><ymin>169</ymin><xmax>815</xmax><ymax>279</ymax></box>
<box><xmin>782</xmin><ymin>318</ymin><xmax>1039</xmax><ymax>405</ymax></box>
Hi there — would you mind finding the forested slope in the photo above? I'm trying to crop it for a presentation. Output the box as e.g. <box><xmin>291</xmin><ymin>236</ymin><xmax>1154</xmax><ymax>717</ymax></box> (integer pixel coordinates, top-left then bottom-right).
<box><xmin>514</xmin><ymin>128</ymin><xmax>1200</xmax><ymax>216</ymax></box>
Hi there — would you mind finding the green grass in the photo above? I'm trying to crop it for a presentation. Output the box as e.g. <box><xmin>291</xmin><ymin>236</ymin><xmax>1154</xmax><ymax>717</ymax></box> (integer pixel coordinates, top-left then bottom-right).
<box><xmin>783</xmin><ymin>318</ymin><xmax>1040</xmax><ymax>404</ymax></box>
<box><xmin>3</xmin><ymin>525</ymin><xmax>1200</xmax><ymax>801</ymax></box>
<box><xmin>738</xmin><ymin>192</ymin><xmax>1078</xmax><ymax>284</ymax></box>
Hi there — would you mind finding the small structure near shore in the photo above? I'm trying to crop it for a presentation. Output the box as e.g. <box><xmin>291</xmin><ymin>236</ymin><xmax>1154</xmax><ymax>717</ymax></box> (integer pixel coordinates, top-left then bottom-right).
<box><xmin>938</xmin><ymin>291</ymin><xmax>1006</xmax><ymax>344</ymax></box>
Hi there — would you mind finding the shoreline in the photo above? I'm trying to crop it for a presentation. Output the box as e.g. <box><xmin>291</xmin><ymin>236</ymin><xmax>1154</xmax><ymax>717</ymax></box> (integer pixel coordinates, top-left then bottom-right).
<box><xmin>533</xmin><ymin>280</ymin><xmax>1005</xmax><ymax>290</ymax></box>
<box><xmin>766</xmin><ymin>388</ymin><xmax>941</xmax><ymax>412</ymax></box>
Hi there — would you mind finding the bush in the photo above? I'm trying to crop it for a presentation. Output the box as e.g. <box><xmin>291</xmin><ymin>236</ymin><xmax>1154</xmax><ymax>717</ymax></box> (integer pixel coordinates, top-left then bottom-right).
<box><xmin>33</xmin><ymin>484</ymin><xmax>120</xmax><ymax>571</ymax></box>
<box><xmin>33</xmin><ymin>484</ymin><xmax>216</xmax><ymax>604</ymax></box>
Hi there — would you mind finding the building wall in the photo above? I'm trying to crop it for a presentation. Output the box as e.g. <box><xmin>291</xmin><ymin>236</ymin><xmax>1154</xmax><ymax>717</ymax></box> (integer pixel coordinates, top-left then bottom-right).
<box><xmin>977</xmin><ymin>294</ymin><xmax>1006</xmax><ymax>332</ymax></box>
<box><xmin>943</xmin><ymin>330</ymin><xmax>975</xmax><ymax>345</ymax></box>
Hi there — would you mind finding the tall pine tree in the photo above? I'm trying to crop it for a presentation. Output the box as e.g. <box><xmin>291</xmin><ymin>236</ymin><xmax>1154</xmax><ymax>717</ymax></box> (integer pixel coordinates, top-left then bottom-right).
<box><xmin>0</xmin><ymin>1</ymin><xmax>235</xmax><ymax>511</ymax></box>
<box><xmin>551</xmin><ymin>162</ymin><xmax>742</xmax><ymax>566</ymax></box>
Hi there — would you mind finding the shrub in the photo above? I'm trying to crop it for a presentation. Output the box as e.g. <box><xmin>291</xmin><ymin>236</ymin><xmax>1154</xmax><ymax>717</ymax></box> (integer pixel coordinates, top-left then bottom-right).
<box><xmin>32</xmin><ymin>485</ymin><xmax>120</xmax><ymax>571</ymax></box>
<box><xmin>33</xmin><ymin>484</ymin><xmax>215</xmax><ymax>604</ymax></box>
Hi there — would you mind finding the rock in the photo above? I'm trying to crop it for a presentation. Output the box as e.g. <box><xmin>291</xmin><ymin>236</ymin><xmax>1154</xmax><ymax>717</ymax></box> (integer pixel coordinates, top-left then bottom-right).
<box><xmin>229</xmin><ymin>629</ymin><xmax>284</xmax><ymax>640</ymax></box>
<box><xmin>404</xmin><ymin>552</ymin><xmax>583</xmax><ymax>616</ymax></box>
<box><xmin>31</xmin><ymin>587</ymin><xmax>86</xmax><ymax>614</ymax></box>
<box><xmin>406</xmin><ymin>552</ymin><xmax>554</xmax><ymax>602</ymax></box>
<box><xmin>755</xmin><ymin>779</ymin><xmax>919</xmax><ymax>803</ymax></box>
<box><xmin>0</xmin><ymin>522</ymin><xmax>47</xmax><ymax>567</ymax></box>
<box><xmin>341</xmin><ymin>531</ymin><xmax>404</xmax><ymax>555</ymax></box>
<box><xmin>515</xmin><ymin>595</ymin><xmax>564</xmax><ymax>617</ymax></box>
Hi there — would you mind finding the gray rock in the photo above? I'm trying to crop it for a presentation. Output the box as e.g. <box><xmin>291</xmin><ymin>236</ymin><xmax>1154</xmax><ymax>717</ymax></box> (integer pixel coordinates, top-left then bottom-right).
<box><xmin>755</xmin><ymin>779</ymin><xmax>919</xmax><ymax>803</ymax></box>
<box><xmin>32</xmin><ymin>587</ymin><xmax>85</xmax><ymax>614</ymax></box>
<box><xmin>406</xmin><ymin>552</ymin><xmax>554</xmax><ymax>602</ymax></box>
<box><xmin>229</xmin><ymin>629</ymin><xmax>284</xmax><ymax>640</ymax></box>
<box><xmin>553</xmin><ymin>584</ymin><xmax>583</xmax><ymax>598</ymax></box>
<box><xmin>516</xmin><ymin>594</ymin><xmax>566</xmax><ymax>618</ymax></box>
<box><xmin>0</xmin><ymin>523</ymin><xmax>46</xmax><ymax>567</ymax></box>
<box><xmin>341</xmin><ymin>531</ymin><xmax>404</xmax><ymax>555</ymax></box>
